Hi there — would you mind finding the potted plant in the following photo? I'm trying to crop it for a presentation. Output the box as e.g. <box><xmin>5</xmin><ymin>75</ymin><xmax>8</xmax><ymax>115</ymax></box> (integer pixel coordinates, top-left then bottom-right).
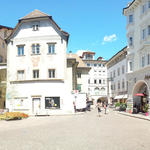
<box><xmin>144</xmin><ymin>104</ymin><xmax>149</xmax><ymax>116</ymax></box>
<box><xmin>115</xmin><ymin>102</ymin><xmax>120</xmax><ymax>110</ymax></box>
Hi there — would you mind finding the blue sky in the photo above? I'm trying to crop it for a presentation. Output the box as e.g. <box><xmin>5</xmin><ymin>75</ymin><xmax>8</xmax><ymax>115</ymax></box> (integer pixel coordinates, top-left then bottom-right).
<box><xmin>0</xmin><ymin>0</ymin><xmax>129</xmax><ymax>60</ymax></box>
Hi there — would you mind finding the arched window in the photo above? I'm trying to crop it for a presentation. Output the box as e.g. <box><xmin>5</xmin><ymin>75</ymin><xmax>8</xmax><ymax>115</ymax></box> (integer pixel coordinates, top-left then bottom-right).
<box><xmin>94</xmin><ymin>87</ymin><xmax>100</xmax><ymax>95</ymax></box>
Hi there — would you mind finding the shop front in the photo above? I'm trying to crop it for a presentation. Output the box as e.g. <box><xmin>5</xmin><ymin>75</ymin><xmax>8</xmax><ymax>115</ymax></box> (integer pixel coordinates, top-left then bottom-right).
<box><xmin>132</xmin><ymin>81</ymin><xmax>149</xmax><ymax>114</ymax></box>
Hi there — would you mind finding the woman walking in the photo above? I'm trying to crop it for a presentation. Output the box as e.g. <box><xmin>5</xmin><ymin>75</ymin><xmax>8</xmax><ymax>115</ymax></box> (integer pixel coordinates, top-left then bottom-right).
<box><xmin>97</xmin><ymin>99</ymin><xmax>102</xmax><ymax>117</ymax></box>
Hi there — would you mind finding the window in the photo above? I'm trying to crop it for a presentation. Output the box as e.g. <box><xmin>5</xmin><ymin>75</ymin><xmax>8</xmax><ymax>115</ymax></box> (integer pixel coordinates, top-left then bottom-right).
<box><xmin>129</xmin><ymin>61</ymin><xmax>133</xmax><ymax>71</ymax></box>
<box><xmin>111</xmin><ymin>85</ymin><xmax>113</xmax><ymax>90</ymax></box>
<box><xmin>32</xmin><ymin>44</ymin><xmax>40</xmax><ymax>55</ymax></box>
<box><xmin>99</xmin><ymin>79</ymin><xmax>101</xmax><ymax>84</ymax></box>
<box><xmin>88</xmin><ymin>79</ymin><xmax>90</xmax><ymax>84</ymax></box>
<box><xmin>33</xmin><ymin>70</ymin><xmax>39</xmax><ymax>79</ymax></box>
<box><xmin>148</xmin><ymin>26</ymin><xmax>150</xmax><ymax>35</ymax></box>
<box><xmin>98</xmin><ymin>64</ymin><xmax>101</xmax><ymax>67</ymax></box>
<box><xmin>117</xmin><ymin>68</ymin><xmax>120</xmax><ymax>76</ymax></box>
<box><xmin>113</xmin><ymin>70</ymin><xmax>116</xmax><ymax>78</ymax></box>
<box><xmin>148</xmin><ymin>54</ymin><xmax>150</xmax><ymax>65</ymax></box>
<box><xmin>142</xmin><ymin>29</ymin><xmax>146</xmax><ymax>40</ymax></box>
<box><xmin>142</xmin><ymin>4</ymin><xmax>146</xmax><ymax>13</ymax></box>
<box><xmin>17</xmin><ymin>45</ymin><xmax>24</xmax><ymax>56</ymax></box>
<box><xmin>142</xmin><ymin>56</ymin><xmax>145</xmax><ymax>67</ymax></box>
<box><xmin>94</xmin><ymin>87</ymin><xmax>99</xmax><ymax>95</ymax></box>
<box><xmin>33</xmin><ymin>25</ymin><xmax>39</xmax><ymax>31</ymax></box>
<box><xmin>94</xmin><ymin>64</ymin><xmax>97</xmax><ymax>67</ymax></box>
<box><xmin>122</xmin><ymin>66</ymin><xmax>125</xmax><ymax>74</ymax></box>
<box><xmin>17</xmin><ymin>70</ymin><xmax>24</xmax><ymax>80</ymax></box>
<box><xmin>85</xmin><ymin>54</ymin><xmax>93</xmax><ymax>60</ymax></box>
<box><xmin>129</xmin><ymin>37</ymin><xmax>133</xmax><ymax>46</ymax></box>
<box><xmin>122</xmin><ymin>79</ymin><xmax>125</xmax><ymax>89</ymax></box>
<box><xmin>48</xmin><ymin>44</ymin><xmax>55</xmax><ymax>54</ymax></box>
<box><xmin>87</xmin><ymin>63</ymin><xmax>90</xmax><ymax>67</ymax></box>
<box><xmin>114</xmin><ymin>84</ymin><xmax>116</xmax><ymax>91</ymax></box>
<box><xmin>103</xmin><ymin>79</ymin><xmax>105</xmax><ymax>84</ymax></box>
<box><xmin>129</xmin><ymin>14</ymin><xmax>133</xmax><ymax>23</ymax></box>
<box><xmin>110</xmin><ymin>72</ymin><xmax>113</xmax><ymax>78</ymax></box>
<box><xmin>118</xmin><ymin>81</ymin><xmax>120</xmax><ymax>90</ymax></box>
<box><xmin>77</xmin><ymin>72</ymin><xmax>81</xmax><ymax>78</ymax></box>
<box><xmin>48</xmin><ymin>69</ymin><xmax>55</xmax><ymax>78</ymax></box>
<box><xmin>45</xmin><ymin>97</ymin><xmax>60</xmax><ymax>109</ymax></box>
<box><xmin>94</xmin><ymin>79</ymin><xmax>97</xmax><ymax>84</ymax></box>
<box><xmin>148</xmin><ymin>1</ymin><xmax>150</xmax><ymax>8</ymax></box>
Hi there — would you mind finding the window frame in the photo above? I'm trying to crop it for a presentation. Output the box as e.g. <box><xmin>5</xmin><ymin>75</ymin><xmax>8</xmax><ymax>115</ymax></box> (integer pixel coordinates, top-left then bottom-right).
<box><xmin>17</xmin><ymin>70</ymin><xmax>25</xmax><ymax>80</ymax></box>
<box><xmin>17</xmin><ymin>45</ymin><xmax>25</xmax><ymax>56</ymax></box>
<box><xmin>33</xmin><ymin>69</ymin><xmax>39</xmax><ymax>79</ymax></box>
<box><xmin>32</xmin><ymin>44</ymin><xmax>40</xmax><ymax>55</ymax></box>
<box><xmin>48</xmin><ymin>69</ymin><xmax>55</xmax><ymax>78</ymax></box>
<box><xmin>48</xmin><ymin>43</ymin><xmax>56</xmax><ymax>54</ymax></box>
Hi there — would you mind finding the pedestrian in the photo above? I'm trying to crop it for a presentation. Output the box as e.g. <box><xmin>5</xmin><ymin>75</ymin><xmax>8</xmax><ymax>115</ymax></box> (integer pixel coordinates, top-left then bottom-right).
<box><xmin>96</xmin><ymin>100</ymin><xmax>102</xmax><ymax>117</ymax></box>
<box><xmin>73</xmin><ymin>101</ymin><xmax>76</xmax><ymax>113</ymax></box>
<box><xmin>104</xmin><ymin>103</ymin><xmax>107</xmax><ymax>114</ymax></box>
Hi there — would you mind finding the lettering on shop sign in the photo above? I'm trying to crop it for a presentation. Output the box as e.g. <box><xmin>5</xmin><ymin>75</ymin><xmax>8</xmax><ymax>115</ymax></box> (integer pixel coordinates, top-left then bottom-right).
<box><xmin>145</xmin><ymin>75</ymin><xmax>150</xmax><ymax>80</ymax></box>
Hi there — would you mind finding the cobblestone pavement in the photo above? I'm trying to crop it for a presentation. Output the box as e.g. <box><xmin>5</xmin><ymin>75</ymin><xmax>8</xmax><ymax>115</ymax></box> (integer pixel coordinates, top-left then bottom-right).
<box><xmin>0</xmin><ymin>109</ymin><xmax>150</xmax><ymax>150</ymax></box>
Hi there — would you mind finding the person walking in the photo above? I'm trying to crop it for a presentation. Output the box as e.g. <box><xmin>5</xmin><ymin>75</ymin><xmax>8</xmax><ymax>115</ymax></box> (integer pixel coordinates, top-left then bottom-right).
<box><xmin>104</xmin><ymin>102</ymin><xmax>107</xmax><ymax>114</ymax></box>
<box><xmin>96</xmin><ymin>100</ymin><xmax>102</xmax><ymax>117</ymax></box>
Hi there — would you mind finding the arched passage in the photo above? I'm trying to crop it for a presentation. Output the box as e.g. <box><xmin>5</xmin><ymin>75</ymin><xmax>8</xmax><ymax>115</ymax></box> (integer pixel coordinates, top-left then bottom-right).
<box><xmin>132</xmin><ymin>80</ymin><xmax>149</xmax><ymax>113</ymax></box>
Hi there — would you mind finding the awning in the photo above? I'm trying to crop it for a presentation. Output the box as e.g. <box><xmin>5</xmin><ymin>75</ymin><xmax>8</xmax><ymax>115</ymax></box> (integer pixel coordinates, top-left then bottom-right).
<box><xmin>114</xmin><ymin>94</ymin><xmax>128</xmax><ymax>100</ymax></box>
<box><xmin>134</xmin><ymin>93</ymin><xmax>145</xmax><ymax>96</ymax></box>
<box><xmin>122</xmin><ymin>94</ymin><xmax>128</xmax><ymax>99</ymax></box>
<box><xmin>114</xmin><ymin>95</ymin><xmax>123</xmax><ymax>99</ymax></box>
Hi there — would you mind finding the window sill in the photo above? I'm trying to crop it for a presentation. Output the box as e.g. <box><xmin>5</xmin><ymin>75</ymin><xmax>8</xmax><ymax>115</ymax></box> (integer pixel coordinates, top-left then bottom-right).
<box><xmin>10</xmin><ymin>79</ymin><xmax>64</xmax><ymax>84</ymax></box>
<box><xmin>17</xmin><ymin>55</ymin><xmax>26</xmax><ymax>57</ymax></box>
<box><xmin>31</xmin><ymin>53</ymin><xmax>41</xmax><ymax>56</ymax></box>
<box><xmin>47</xmin><ymin>53</ymin><xmax>56</xmax><ymax>55</ymax></box>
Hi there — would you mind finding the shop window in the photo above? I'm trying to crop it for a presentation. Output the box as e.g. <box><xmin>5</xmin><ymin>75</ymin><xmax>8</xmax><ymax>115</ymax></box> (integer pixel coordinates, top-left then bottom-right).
<box><xmin>45</xmin><ymin>97</ymin><xmax>60</xmax><ymax>109</ymax></box>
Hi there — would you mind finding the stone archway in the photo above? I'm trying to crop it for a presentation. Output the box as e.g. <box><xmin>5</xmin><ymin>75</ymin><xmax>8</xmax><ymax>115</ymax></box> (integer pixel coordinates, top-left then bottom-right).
<box><xmin>132</xmin><ymin>80</ymin><xmax>149</xmax><ymax>113</ymax></box>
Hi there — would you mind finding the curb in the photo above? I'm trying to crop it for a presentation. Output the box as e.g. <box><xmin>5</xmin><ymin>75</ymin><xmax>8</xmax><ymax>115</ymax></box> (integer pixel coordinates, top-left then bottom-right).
<box><xmin>118</xmin><ymin>112</ymin><xmax>150</xmax><ymax>121</ymax></box>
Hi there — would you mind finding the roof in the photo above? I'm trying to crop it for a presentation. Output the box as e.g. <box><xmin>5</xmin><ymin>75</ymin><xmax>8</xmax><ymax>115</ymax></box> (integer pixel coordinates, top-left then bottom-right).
<box><xmin>0</xmin><ymin>25</ymin><xmax>13</xmax><ymax>30</ymax></box>
<box><xmin>106</xmin><ymin>46</ymin><xmax>127</xmax><ymax>66</ymax></box>
<box><xmin>7</xmin><ymin>10</ymin><xmax>69</xmax><ymax>41</ymax></box>
<box><xmin>20</xmin><ymin>9</ymin><xmax>49</xmax><ymax>20</ymax></box>
<box><xmin>82</xmin><ymin>51</ymin><xmax>95</xmax><ymax>58</ymax></box>
<box><xmin>67</xmin><ymin>53</ymin><xmax>90</xmax><ymax>68</ymax></box>
<box><xmin>123</xmin><ymin>0</ymin><xmax>140</xmax><ymax>14</ymax></box>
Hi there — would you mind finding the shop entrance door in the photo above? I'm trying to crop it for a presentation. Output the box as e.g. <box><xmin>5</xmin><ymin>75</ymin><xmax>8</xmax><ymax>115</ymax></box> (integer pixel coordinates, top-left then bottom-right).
<box><xmin>32</xmin><ymin>98</ymin><xmax>41</xmax><ymax>115</ymax></box>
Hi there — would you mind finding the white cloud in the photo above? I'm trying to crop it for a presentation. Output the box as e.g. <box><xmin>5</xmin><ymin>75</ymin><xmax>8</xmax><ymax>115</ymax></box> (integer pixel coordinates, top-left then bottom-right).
<box><xmin>102</xmin><ymin>34</ymin><xmax>117</xmax><ymax>45</ymax></box>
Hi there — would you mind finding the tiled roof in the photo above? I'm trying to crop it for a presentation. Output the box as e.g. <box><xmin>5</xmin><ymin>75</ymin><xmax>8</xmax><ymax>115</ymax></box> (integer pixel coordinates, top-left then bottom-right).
<box><xmin>7</xmin><ymin>10</ymin><xmax>69</xmax><ymax>42</ymax></box>
<box><xmin>20</xmin><ymin>9</ymin><xmax>49</xmax><ymax>20</ymax></box>
<box><xmin>0</xmin><ymin>25</ymin><xmax>13</xmax><ymax>30</ymax></box>
<box><xmin>67</xmin><ymin>53</ymin><xmax>89</xmax><ymax>68</ymax></box>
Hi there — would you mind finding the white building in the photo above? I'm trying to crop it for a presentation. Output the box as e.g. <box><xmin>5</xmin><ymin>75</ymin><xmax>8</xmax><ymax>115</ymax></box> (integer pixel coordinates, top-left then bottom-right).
<box><xmin>106</xmin><ymin>47</ymin><xmax>128</xmax><ymax>104</ymax></box>
<box><xmin>80</xmin><ymin>51</ymin><xmax>108</xmax><ymax>103</ymax></box>
<box><xmin>123</xmin><ymin>0</ymin><xmax>150</xmax><ymax>113</ymax></box>
<box><xmin>6</xmin><ymin>10</ymin><xmax>76</xmax><ymax>115</ymax></box>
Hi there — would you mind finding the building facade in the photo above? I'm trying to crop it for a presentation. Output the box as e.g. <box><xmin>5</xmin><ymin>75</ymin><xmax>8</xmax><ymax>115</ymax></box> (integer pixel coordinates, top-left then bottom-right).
<box><xmin>0</xmin><ymin>25</ymin><xmax>13</xmax><ymax>63</ymax></box>
<box><xmin>123</xmin><ymin>0</ymin><xmax>150</xmax><ymax>113</ymax></box>
<box><xmin>106</xmin><ymin>47</ymin><xmax>128</xmax><ymax>104</ymax></box>
<box><xmin>0</xmin><ymin>25</ymin><xmax>13</xmax><ymax>109</ymax></box>
<box><xmin>81</xmin><ymin>51</ymin><xmax>108</xmax><ymax>104</ymax></box>
<box><xmin>6</xmin><ymin>10</ymin><xmax>77</xmax><ymax>115</ymax></box>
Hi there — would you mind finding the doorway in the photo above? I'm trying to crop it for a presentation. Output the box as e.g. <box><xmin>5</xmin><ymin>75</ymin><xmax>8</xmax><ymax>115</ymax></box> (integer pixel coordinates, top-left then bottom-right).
<box><xmin>32</xmin><ymin>98</ymin><xmax>41</xmax><ymax>115</ymax></box>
